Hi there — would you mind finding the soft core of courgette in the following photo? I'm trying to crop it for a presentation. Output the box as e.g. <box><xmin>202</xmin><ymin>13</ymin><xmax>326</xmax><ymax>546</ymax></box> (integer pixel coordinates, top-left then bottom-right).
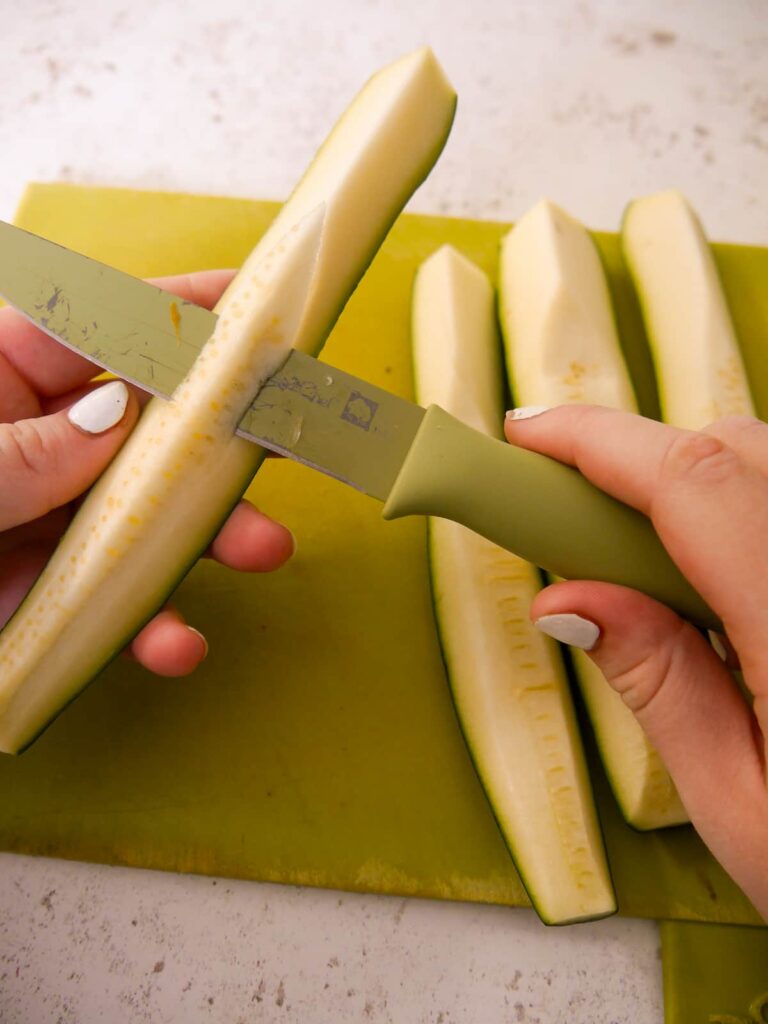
<box><xmin>623</xmin><ymin>190</ymin><xmax>758</xmax><ymax>685</ymax></box>
<box><xmin>499</xmin><ymin>199</ymin><xmax>688</xmax><ymax>830</ymax></box>
<box><xmin>0</xmin><ymin>48</ymin><xmax>457</xmax><ymax>754</ymax></box>
<box><xmin>622</xmin><ymin>189</ymin><xmax>755</xmax><ymax>430</ymax></box>
<box><xmin>413</xmin><ymin>244</ymin><xmax>616</xmax><ymax>924</ymax></box>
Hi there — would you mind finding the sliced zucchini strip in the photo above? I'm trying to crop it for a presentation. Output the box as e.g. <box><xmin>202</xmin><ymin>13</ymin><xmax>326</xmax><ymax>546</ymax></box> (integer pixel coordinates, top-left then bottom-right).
<box><xmin>499</xmin><ymin>200</ymin><xmax>688</xmax><ymax>830</ymax></box>
<box><xmin>414</xmin><ymin>244</ymin><xmax>616</xmax><ymax>923</ymax></box>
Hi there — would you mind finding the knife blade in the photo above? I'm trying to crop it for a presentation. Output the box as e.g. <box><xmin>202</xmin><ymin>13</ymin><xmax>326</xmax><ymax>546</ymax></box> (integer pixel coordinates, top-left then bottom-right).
<box><xmin>0</xmin><ymin>220</ymin><xmax>718</xmax><ymax>628</ymax></box>
<box><xmin>0</xmin><ymin>220</ymin><xmax>421</xmax><ymax>500</ymax></box>
<box><xmin>0</xmin><ymin>220</ymin><xmax>214</xmax><ymax>398</ymax></box>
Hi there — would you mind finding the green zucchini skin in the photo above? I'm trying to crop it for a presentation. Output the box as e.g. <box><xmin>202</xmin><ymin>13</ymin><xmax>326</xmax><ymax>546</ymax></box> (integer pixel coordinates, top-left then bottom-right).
<box><xmin>0</xmin><ymin>49</ymin><xmax>457</xmax><ymax>754</ymax></box>
<box><xmin>413</xmin><ymin>245</ymin><xmax>616</xmax><ymax>925</ymax></box>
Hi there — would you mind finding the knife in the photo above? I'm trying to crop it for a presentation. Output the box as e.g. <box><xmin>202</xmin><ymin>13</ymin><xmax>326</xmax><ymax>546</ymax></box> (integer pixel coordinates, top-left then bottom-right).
<box><xmin>0</xmin><ymin>220</ymin><xmax>717</xmax><ymax>630</ymax></box>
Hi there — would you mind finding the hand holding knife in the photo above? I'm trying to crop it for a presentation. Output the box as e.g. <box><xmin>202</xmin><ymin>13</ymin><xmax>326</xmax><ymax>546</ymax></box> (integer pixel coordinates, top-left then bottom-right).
<box><xmin>0</xmin><ymin>219</ymin><xmax>716</xmax><ymax>630</ymax></box>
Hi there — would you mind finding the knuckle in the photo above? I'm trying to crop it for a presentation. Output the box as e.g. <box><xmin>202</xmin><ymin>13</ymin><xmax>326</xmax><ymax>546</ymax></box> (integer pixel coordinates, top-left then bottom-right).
<box><xmin>658</xmin><ymin>430</ymin><xmax>739</xmax><ymax>487</ymax></box>
<box><xmin>603</xmin><ymin>623</ymin><xmax>687</xmax><ymax>716</ymax></box>
<box><xmin>0</xmin><ymin>421</ymin><xmax>54</xmax><ymax>514</ymax></box>
<box><xmin>613</xmin><ymin>648</ymin><xmax>671</xmax><ymax>715</ymax></box>
<box><xmin>704</xmin><ymin>413</ymin><xmax>766</xmax><ymax>442</ymax></box>
<box><xmin>0</xmin><ymin>420</ymin><xmax>48</xmax><ymax>476</ymax></box>
<box><xmin>570</xmin><ymin>404</ymin><xmax>614</xmax><ymax>453</ymax></box>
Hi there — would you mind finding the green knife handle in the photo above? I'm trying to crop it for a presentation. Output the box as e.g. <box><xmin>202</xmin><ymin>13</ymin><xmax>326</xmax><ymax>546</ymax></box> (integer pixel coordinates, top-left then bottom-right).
<box><xmin>382</xmin><ymin>405</ymin><xmax>718</xmax><ymax>630</ymax></box>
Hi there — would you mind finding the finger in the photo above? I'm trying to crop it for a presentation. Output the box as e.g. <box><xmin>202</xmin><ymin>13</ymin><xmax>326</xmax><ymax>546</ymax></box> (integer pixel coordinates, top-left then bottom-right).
<box><xmin>0</xmin><ymin>381</ymin><xmax>138</xmax><ymax>531</ymax></box>
<box><xmin>703</xmin><ymin>415</ymin><xmax>768</xmax><ymax>476</ymax></box>
<box><xmin>127</xmin><ymin>606</ymin><xmax>208</xmax><ymax>677</ymax></box>
<box><xmin>532</xmin><ymin>578</ymin><xmax>768</xmax><ymax>918</ymax></box>
<box><xmin>504</xmin><ymin>405</ymin><xmax>768</xmax><ymax>665</ymax></box>
<box><xmin>1</xmin><ymin>361</ymin><xmax>150</xmax><ymax>425</ymax></box>
<box><xmin>505</xmin><ymin>404</ymin><xmax>703</xmax><ymax>512</ymax></box>
<box><xmin>709</xmin><ymin>630</ymin><xmax>741</xmax><ymax>670</ymax></box>
<box><xmin>42</xmin><ymin>380</ymin><xmax>152</xmax><ymax>415</ymax></box>
<box><xmin>206</xmin><ymin>499</ymin><xmax>296</xmax><ymax>571</ymax></box>
<box><xmin>0</xmin><ymin>304</ymin><xmax>112</xmax><ymax>405</ymax></box>
<box><xmin>0</xmin><ymin>344</ymin><xmax>44</xmax><ymax>422</ymax></box>
<box><xmin>0</xmin><ymin>269</ymin><xmax>236</xmax><ymax>400</ymax></box>
<box><xmin>147</xmin><ymin>269</ymin><xmax>236</xmax><ymax>311</ymax></box>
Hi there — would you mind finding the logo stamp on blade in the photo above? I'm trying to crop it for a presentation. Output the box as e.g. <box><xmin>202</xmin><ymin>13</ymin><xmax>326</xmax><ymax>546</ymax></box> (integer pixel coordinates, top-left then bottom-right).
<box><xmin>341</xmin><ymin>391</ymin><xmax>378</xmax><ymax>431</ymax></box>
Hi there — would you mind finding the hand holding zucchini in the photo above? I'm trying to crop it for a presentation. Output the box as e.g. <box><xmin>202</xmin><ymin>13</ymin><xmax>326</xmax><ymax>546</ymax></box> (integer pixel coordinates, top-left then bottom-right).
<box><xmin>0</xmin><ymin>271</ymin><xmax>299</xmax><ymax>678</ymax></box>
<box><xmin>0</xmin><ymin>48</ymin><xmax>457</xmax><ymax>753</ymax></box>
<box><xmin>504</xmin><ymin>194</ymin><xmax>768</xmax><ymax>920</ymax></box>
<box><xmin>0</xmin><ymin>207</ymin><xmax>327</xmax><ymax>753</ymax></box>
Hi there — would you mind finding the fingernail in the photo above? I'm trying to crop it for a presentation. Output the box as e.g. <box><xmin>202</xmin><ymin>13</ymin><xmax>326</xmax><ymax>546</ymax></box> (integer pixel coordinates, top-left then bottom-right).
<box><xmin>188</xmin><ymin>627</ymin><xmax>209</xmax><ymax>660</ymax></box>
<box><xmin>288</xmin><ymin>529</ymin><xmax>298</xmax><ymax>558</ymax></box>
<box><xmin>534</xmin><ymin>613</ymin><xmax>601</xmax><ymax>651</ymax></box>
<box><xmin>68</xmin><ymin>381</ymin><xmax>129</xmax><ymax>434</ymax></box>
<box><xmin>708</xmin><ymin>630</ymin><xmax>727</xmax><ymax>662</ymax></box>
<box><xmin>506</xmin><ymin>405</ymin><xmax>550</xmax><ymax>422</ymax></box>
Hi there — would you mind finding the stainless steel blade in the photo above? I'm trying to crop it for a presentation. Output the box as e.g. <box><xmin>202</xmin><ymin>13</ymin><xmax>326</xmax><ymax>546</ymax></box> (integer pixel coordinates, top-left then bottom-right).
<box><xmin>0</xmin><ymin>220</ymin><xmax>424</xmax><ymax>499</ymax></box>
<box><xmin>0</xmin><ymin>220</ymin><xmax>217</xmax><ymax>398</ymax></box>
<box><xmin>238</xmin><ymin>350</ymin><xmax>425</xmax><ymax>500</ymax></box>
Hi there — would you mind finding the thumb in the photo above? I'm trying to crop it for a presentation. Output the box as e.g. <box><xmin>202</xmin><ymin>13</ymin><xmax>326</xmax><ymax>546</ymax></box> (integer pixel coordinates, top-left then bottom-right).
<box><xmin>530</xmin><ymin>579</ymin><xmax>768</xmax><ymax>911</ymax></box>
<box><xmin>0</xmin><ymin>381</ymin><xmax>138</xmax><ymax>531</ymax></box>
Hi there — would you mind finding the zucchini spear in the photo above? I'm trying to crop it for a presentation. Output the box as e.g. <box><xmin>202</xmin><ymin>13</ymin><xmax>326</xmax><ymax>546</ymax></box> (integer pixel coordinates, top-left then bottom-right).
<box><xmin>413</xmin><ymin>244</ymin><xmax>616</xmax><ymax>924</ymax></box>
<box><xmin>499</xmin><ymin>200</ymin><xmax>688</xmax><ymax>830</ymax></box>
<box><xmin>623</xmin><ymin>190</ymin><xmax>757</xmax><ymax>683</ymax></box>
<box><xmin>622</xmin><ymin>189</ymin><xmax>755</xmax><ymax>430</ymax></box>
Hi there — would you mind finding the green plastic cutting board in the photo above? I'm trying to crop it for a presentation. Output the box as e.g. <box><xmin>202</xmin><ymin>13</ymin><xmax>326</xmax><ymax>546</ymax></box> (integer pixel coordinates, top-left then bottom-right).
<box><xmin>0</xmin><ymin>183</ymin><xmax>765</xmax><ymax>927</ymax></box>
<box><xmin>662</xmin><ymin>921</ymin><xmax>768</xmax><ymax>1021</ymax></box>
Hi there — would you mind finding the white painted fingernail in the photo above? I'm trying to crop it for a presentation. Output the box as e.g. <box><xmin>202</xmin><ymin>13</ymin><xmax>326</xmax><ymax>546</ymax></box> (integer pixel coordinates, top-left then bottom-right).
<box><xmin>535</xmin><ymin>613</ymin><xmax>601</xmax><ymax>651</ymax></box>
<box><xmin>188</xmin><ymin>627</ymin><xmax>209</xmax><ymax>660</ymax></box>
<box><xmin>506</xmin><ymin>406</ymin><xmax>551</xmax><ymax>421</ymax></box>
<box><xmin>708</xmin><ymin>630</ymin><xmax>727</xmax><ymax>662</ymax></box>
<box><xmin>68</xmin><ymin>381</ymin><xmax>129</xmax><ymax>434</ymax></box>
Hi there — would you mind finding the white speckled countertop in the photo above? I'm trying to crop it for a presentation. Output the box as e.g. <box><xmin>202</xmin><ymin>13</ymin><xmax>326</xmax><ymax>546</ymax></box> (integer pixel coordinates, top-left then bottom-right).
<box><xmin>0</xmin><ymin>2</ymin><xmax>765</xmax><ymax>1021</ymax></box>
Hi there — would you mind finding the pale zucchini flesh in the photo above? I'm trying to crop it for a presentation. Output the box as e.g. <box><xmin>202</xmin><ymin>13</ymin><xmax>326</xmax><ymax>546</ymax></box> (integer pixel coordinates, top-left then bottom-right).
<box><xmin>0</xmin><ymin>48</ymin><xmax>457</xmax><ymax>754</ymax></box>
<box><xmin>622</xmin><ymin>189</ymin><xmax>755</xmax><ymax>430</ymax></box>
<box><xmin>499</xmin><ymin>199</ymin><xmax>637</xmax><ymax>409</ymax></box>
<box><xmin>623</xmin><ymin>191</ymin><xmax>757</xmax><ymax>690</ymax></box>
<box><xmin>414</xmin><ymin>245</ymin><xmax>616</xmax><ymax>923</ymax></box>
<box><xmin>499</xmin><ymin>200</ymin><xmax>688</xmax><ymax>830</ymax></box>
<box><xmin>244</xmin><ymin>47</ymin><xmax>457</xmax><ymax>355</ymax></box>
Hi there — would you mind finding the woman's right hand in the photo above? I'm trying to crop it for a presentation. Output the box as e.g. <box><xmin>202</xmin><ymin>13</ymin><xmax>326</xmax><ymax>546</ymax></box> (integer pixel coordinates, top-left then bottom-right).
<box><xmin>505</xmin><ymin>402</ymin><xmax>768</xmax><ymax>921</ymax></box>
